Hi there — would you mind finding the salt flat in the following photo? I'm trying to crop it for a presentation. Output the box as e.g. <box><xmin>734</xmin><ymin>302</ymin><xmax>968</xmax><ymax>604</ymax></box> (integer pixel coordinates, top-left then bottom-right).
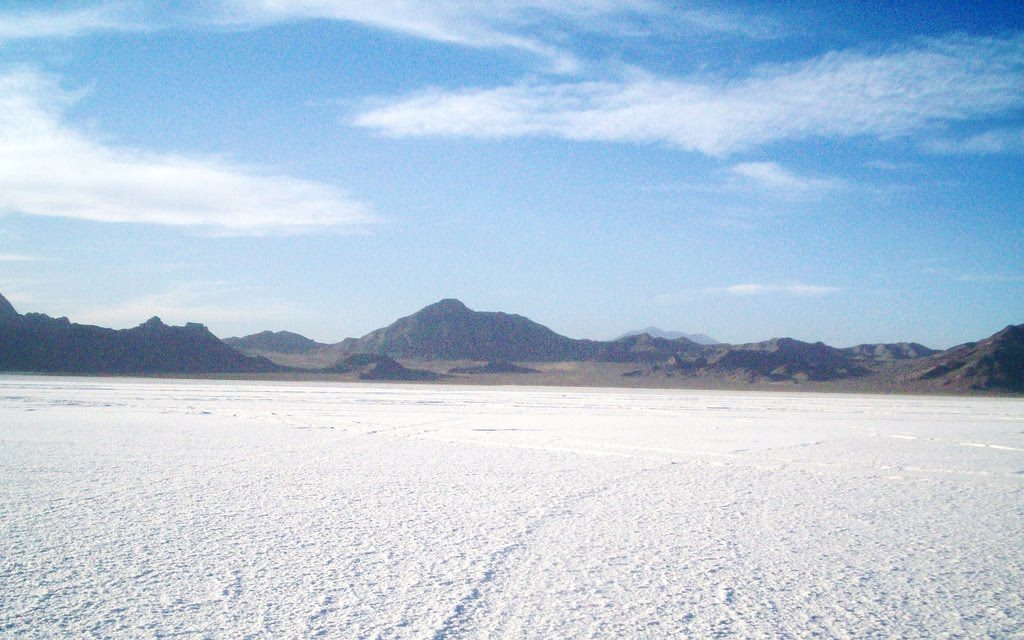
<box><xmin>1</xmin><ymin>376</ymin><xmax>1022</xmax><ymax>638</ymax></box>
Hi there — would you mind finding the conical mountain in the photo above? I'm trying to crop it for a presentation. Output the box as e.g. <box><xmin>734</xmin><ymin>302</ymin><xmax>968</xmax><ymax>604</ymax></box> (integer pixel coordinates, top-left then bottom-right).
<box><xmin>340</xmin><ymin>298</ymin><xmax>600</xmax><ymax>361</ymax></box>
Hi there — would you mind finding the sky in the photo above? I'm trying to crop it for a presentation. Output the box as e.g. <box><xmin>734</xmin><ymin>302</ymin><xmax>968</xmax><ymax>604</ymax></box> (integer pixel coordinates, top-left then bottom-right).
<box><xmin>0</xmin><ymin>0</ymin><xmax>1022</xmax><ymax>348</ymax></box>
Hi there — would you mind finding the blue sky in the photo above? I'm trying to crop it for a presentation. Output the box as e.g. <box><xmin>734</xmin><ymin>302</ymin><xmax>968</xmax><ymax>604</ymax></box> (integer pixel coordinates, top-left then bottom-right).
<box><xmin>0</xmin><ymin>1</ymin><xmax>1022</xmax><ymax>348</ymax></box>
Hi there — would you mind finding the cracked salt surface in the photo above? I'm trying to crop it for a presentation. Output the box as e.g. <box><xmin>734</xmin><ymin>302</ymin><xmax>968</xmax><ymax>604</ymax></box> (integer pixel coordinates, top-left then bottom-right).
<box><xmin>1</xmin><ymin>376</ymin><xmax>1023</xmax><ymax>638</ymax></box>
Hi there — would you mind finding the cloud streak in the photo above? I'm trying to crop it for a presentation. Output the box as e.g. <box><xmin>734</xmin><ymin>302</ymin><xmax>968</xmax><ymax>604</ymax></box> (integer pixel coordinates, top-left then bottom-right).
<box><xmin>0</xmin><ymin>2</ymin><xmax>776</xmax><ymax>72</ymax></box>
<box><xmin>0</xmin><ymin>69</ymin><xmax>376</xmax><ymax>235</ymax></box>
<box><xmin>727</xmin><ymin>162</ymin><xmax>843</xmax><ymax>195</ymax></box>
<box><xmin>354</xmin><ymin>33</ymin><xmax>1024</xmax><ymax>155</ymax></box>
<box><xmin>0</xmin><ymin>3</ymin><xmax>132</xmax><ymax>40</ymax></box>
<box><xmin>0</xmin><ymin>254</ymin><xmax>55</xmax><ymax>262</ymax></box>
<box><xmin>926</xmin><ymin>127</ymin><xmax>1024</xmax><ymax>155</ymax></box>
<box><xmin>710</xmin><ymin>283</ymin><xmax>842</xmax><ymax>296</ymax></box>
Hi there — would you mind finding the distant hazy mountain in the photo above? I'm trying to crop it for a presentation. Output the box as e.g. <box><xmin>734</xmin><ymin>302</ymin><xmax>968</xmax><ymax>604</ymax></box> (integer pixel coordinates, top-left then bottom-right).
<box><xmin>0</xmin><ymin>309</ymin><xmax>280</xmax><ymax>375</ymax></box>
<box><xmin>224</xmin><ymin>330</ymin><xmax>327</xmax><ymax>355</ymax></box>
<box><xmin>913</xmin><ymin>324</ymin><xmax>1024</xmax><ymax>392</ymax></box>
<box><xmin>336</xmin><ymin>298</ymin><xmax>603</xmax><ymax>361</ymax></box>
<box><xmin>618</xmin><ymin>327</ymin><xmax>718</xmax><ymax>345</ymax></box>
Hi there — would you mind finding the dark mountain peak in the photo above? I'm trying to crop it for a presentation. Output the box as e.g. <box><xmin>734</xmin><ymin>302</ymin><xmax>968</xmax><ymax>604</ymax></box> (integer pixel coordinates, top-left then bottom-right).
<box><xmin>991</xmin><ymin>324</ymin><xmax>1024</xmax><ymax>346</ymax></box>
<box><xmin>342</xmin><ymin>299</ymin><xmax>597</xmax><ymax>361</ymax></box>
<box><xmin>420</xmin><ymin>298</ymin><xmax>471</xmax><ymax>316</ymax></box>
<box><xmin>142</xmin><ymin>316</ymin><xmax>165</xmax><ymax>327</ymax></box>
<box><xmin>0</xmin><ymin>293</ymin><xmax>18</xmax><ymax>322</ymax></box>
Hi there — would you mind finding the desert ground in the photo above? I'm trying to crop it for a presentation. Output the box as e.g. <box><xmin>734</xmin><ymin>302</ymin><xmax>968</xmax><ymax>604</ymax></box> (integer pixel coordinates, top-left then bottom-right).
<box><xmin>1</xmin><ymin>375</ymin><xmax>1022</xmax><ymax>638</ymax></box>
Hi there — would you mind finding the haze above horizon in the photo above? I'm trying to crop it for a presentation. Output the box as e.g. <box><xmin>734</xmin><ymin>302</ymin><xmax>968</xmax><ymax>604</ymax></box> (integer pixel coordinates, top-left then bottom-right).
<box><xmin>1</xmin><ymin>1</ymin><xmax>1022</xmax><ymax>349</ymax></box>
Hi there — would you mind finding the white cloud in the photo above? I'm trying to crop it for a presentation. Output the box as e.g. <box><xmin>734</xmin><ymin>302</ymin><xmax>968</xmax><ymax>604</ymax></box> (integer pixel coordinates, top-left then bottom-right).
<box><xmin>215</xmin><ymin>0</ymin><xmax>586</xmax><ymax>71</ymax></box>
<box><xmin>213</xmin><ymin>1</ymin><xmax>778</xmax><ymax>73</ymax></box>
<box><xmin>0</xmin><ymin>3</ymin><xmax>132</xmax><ymax>40</ymax></box>
<box><xmin>672</xmin><ymin>7</ymin><xmax>777</xmax><ymax>39</ymax></box>
<box><xmin>0</xmin><ymin>253</ymin><xmax>55</xmax><ymax>262</ymax></box>
<box><xmin>656</xmin><ymin>283</ymin><xmax>843</xmax><ymax>304</ymax></box>
<box><xmin>922</xmin><ymin>267</ymin><xmax>1024</xmax><ymax>283</ymax></box>
<box><xmin>926</xmin><ymin>127</ymin><xmax>1024</xmax><ymax>154</ymax></box>
<box><xmin>727</xmin><ymin>162</ymin><xmax>843</xmax><ymax>194</ymax></box>
<box><xmin>354</xmin><ymin>33</ymin><xmax>1024</xmax><ymax>155</ymax></box>
<box><xmin>0</xmin><ymin>2</ymin><xmax>776</xmax><ymax>72</ymax></box>
<box><xmin>0</xmin><ymin>69</ymin><xmax>376</xmax><ymax>235</ymax></box>
<box><xmin>712</xmin><ymin>283</ymin><xmax>841</xmax><ymax>296</ymax></box>
<box><xmin>864</xmin><ymin>160</ymin><xmax>917</xmax><ymax>171</ymax></box>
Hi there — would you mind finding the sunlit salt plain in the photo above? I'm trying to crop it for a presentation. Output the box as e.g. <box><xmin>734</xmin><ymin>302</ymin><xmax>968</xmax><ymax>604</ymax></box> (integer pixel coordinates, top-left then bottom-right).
<box><xmin>1</xmin><ymin>376</ymin><xmax>1023</xmax><ymax>638</ymax></box>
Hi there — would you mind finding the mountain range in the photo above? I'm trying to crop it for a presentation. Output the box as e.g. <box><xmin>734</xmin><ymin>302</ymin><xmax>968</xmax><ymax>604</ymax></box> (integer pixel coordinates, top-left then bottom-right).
<box><xmin>0</xmin><ymin>305</ymin><xmax>279</xmax><ymax>375</ymax></box>
<box><xmin>1</xmin><ymin>292</ymin><xmax>1021</xmax><ymax>393</ymax></box>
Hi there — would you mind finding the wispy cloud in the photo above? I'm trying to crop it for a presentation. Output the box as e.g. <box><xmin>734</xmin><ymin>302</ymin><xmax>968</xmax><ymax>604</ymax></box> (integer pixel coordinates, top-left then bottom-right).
<box><xmin>864</xmin><ymin>160</ymin><xmax>917</xmax><ymax>171</ymax></box>
<box><xmin>0</xmin><ymin>2</ymin><xmax>772</xmax><ymax>73</ymax></box>
<box><xmin>727</xmin><ymin>162</ymin><xmax>844</xmax><ymax>194</ymax></box>
<box><xmin>709</xmin><ymin>283</ymin><xmax>842</xmax><ymax>296</ymax></box>
<box><xmin>656</xmin><ymin>283</ymin><xmax>842</xmax><ymax>303</ymax></box>
<box><xmin>355</xmin><ymin>33</ymin><xmax>1024</xmax><ymax>155</ymax></box>
<box><xmin>922</xmin><ymin>267</ymin><xmax>1024</xmax><ymax>283</ymax></box>
<box><xmin>0</xmin><ymin>69</ymin><xmax>376</xmax><ymax>235</ymax></box>
<box><xmin>925</xmin><ymin>127</ymin><xmax>1024</xmax><ymax>155</ymax></box>
<box><xmin>0</xmin><ymin>3</ymin><xmax>133</xmax><ymax>40</ymax></box>
<box><xmin>0</xmin><ymin>253</ymin><xmax>56</xmax><ymax>262</ymax></box>
<box><xmin>671</xmin><ymin>7</ymin><xmax>778</xmax><ymax>39</ymax></box>
<box><xmin>214</xmin><ymin>0</ymin><xmax>587</xmax><ymax>72</ymax></box>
